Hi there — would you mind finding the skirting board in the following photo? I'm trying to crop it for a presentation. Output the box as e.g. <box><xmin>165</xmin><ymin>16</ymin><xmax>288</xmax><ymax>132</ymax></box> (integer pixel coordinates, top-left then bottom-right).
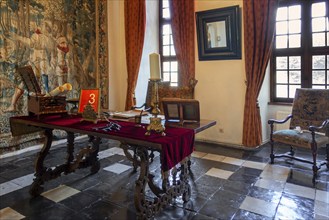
<box><xmin>195</xmin><ymin>137</ymin><xmax>270</xmax><ymax>151</ymax></box>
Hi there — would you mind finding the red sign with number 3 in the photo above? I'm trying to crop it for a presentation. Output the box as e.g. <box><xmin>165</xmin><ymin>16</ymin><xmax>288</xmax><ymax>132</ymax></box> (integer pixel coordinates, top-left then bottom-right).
<box><xmin>78</xmin><ymin>89</ymin><xmax>100</xmax><ymax>113</ymax></box>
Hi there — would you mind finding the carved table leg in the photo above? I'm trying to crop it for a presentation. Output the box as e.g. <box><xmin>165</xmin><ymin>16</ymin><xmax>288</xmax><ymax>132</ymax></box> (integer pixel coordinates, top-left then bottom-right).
<box><xmin>65</xmin><ymin>132</ymin><xmax>75</xmax><ymax>174</ymax></box>
<box><xmin>29</xmin><ymin>129</ymin><xmax>53</xmax><ymax>197</ymax></box>
<box><xmin>88</xmin><ymin>136</ymin><xmax>101</xmax><ymax>174</ymax></box>
<box><xmin>132</xmin><ymin>146</ymin><xmax>191</xmax><ymax>219</ymax></box>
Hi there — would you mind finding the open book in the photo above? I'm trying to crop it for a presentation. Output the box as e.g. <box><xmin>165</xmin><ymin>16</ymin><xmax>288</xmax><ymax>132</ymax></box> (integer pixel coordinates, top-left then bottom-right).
<box><xmin>112</xmin><ymin>110</ymin><xmax>148</xmax><ymax>119</ymax></box>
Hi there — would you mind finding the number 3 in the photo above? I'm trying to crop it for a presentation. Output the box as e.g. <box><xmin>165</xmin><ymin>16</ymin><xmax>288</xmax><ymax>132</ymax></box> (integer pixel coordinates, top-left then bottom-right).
<box><xmin>89</xmin><ymin>93</ymin><xmax>95</xmax><ymax>104</ymax></box>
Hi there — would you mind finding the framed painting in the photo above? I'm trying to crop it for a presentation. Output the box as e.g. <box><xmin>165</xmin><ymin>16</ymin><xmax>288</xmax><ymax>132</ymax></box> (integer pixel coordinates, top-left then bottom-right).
<box><xmin>196</xmin><ymin>5</ymin><xmax>241</xmax><ymax>61</ymax></box>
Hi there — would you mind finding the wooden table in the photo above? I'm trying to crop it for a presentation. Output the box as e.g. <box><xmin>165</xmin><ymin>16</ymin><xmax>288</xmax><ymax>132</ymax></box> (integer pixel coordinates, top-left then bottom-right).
<box><xmin>10</xmin><ymin>114</ymin><xmax>216</xmax><ymax>219</ymax></box>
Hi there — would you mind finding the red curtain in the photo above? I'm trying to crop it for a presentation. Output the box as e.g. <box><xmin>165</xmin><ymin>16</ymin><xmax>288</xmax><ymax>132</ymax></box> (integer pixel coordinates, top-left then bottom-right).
<box><xmin>124</xmin><ymin>0</ymin><xmax>146</xmax><ymax>110</ymax></box>
<box><xmin>242</xmin><ymin>0</ymin><xmax>278</xmax><ymax>147</ymax></box>
<box><xmin>168</xmin><ymin>0</ymin><xmax>196</xmax><ymax>88</ymax></box>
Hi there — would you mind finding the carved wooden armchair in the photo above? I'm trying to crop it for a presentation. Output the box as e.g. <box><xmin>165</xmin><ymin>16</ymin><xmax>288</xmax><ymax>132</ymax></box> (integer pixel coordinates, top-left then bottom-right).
<box><xmin>268</xmin><ymin>88</ymin><xmax>329</xmax><ymax>181</ymax></box>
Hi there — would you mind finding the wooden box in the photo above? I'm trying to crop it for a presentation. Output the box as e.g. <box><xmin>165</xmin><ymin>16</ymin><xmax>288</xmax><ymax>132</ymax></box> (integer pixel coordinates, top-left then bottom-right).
<box><xmin>17</xmin><ymin>66</ymin><xmax>67</xmax><ymax>117</ymax></box>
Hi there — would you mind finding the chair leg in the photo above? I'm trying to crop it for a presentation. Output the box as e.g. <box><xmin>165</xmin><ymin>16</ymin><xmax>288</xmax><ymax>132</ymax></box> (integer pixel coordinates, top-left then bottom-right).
<box><xmin>311</xmin><ymin>141</ymin><xmax>318</xmax><ymax>179</ymax></box>
<box><xmin>270</xmin><ymin>139</ymin><xmax>275</xmax><ymax>164</ymax></box>
<box><xmin>326</xmin><ymin>143</ymin><xmax>329</xmax><ymax>170</ymax></box>
<box><xmin>289</xmin><ymin>146</ymin><xmax>295</xmax><ymax>156</ymax></box>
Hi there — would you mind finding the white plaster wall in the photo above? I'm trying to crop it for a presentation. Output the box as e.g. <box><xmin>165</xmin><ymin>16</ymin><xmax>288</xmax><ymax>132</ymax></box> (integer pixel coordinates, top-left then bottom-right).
<box><xmin>108</xmin><ymin>0</ymin><xmax>127</xmax><ymax>112</ymax></box>
<box><xmin>194</xmin><ymin>0</ymin><xmax>246</xmax><ymax>146</ymax></box>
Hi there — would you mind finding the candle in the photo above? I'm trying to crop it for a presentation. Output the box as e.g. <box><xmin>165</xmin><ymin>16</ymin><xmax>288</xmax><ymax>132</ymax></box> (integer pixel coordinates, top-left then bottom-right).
<box><xmin>149</xmin><ymin>53</ymin><xmax>161</xmax><ymax>80</ymax></box>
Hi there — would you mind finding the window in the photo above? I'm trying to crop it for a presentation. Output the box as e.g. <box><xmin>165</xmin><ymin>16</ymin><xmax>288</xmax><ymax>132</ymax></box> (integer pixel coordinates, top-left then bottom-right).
<box><xmin>159</xmin><ymin>0</ymin><xmax>178</xmax><ymax>86</ymax></box>
<box><xmin>271</xmin><ymin>0</ymin><xmax>329</xmax><ymax>103</ymax></box>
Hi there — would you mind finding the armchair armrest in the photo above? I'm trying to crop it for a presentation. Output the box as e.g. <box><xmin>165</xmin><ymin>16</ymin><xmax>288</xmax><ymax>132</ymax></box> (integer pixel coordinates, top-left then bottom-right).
<box><xmin>268</xmin><ymin>114</ymin><xmax>292</xmax><ymax>125</ymax></box>
<box><xmin>309</xmin><ymin>119</ymin><xmax>329</xmax><ymax>135</ymax></box>
<box><xmin>131</xmin><ymin>103</ymin><xmax>151</xmax><ymax>112</ymax></box>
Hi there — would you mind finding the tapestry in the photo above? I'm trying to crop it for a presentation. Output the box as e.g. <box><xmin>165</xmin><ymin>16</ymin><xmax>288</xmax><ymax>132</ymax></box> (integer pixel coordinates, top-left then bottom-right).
<box><xmin>0</xmin><ymin>0</ymin><xmax>108</xmax><ymax>150</ymax></box>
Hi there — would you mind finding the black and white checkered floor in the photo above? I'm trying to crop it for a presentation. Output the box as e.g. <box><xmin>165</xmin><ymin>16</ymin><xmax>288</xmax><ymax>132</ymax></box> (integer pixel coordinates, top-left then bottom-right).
<box><xmin>0</xmin><ymin>138</ymin><xmax>328</xmax><ymax>219</ymax></box>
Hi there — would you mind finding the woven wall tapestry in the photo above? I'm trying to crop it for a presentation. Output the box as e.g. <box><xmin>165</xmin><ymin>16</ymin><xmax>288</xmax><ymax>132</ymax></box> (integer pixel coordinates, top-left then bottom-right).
<box><xmin>0</xmin><ymin>0</ymin><xmax>108</xmax><ymax>150</ymax></box>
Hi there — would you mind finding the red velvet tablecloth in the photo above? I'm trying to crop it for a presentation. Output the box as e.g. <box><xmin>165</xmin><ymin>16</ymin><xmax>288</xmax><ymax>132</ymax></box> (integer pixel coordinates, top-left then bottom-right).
<box><xmin>10</xmin><ymin>115</ymin><xmax>195</xmax><ymax>171</ymax></box>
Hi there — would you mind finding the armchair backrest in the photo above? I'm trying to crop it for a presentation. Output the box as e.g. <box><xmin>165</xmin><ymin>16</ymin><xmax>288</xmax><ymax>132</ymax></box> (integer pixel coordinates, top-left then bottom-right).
<box><xmin>290</xmin><ymin>88</ymin><xmax>329</xmax><ymax>133</ymax></box>
<box><xmin>144</xmin><ymin>81</ymin><xmax>195</xmax><ymax>112</ymax></box>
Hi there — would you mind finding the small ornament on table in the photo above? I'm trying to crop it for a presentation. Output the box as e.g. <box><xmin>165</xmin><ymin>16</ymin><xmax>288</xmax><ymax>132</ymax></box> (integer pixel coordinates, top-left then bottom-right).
<box><xmin>81</xmin><ymin>103</ymin><xmax>99</xmax><ymax>124</ymax></box>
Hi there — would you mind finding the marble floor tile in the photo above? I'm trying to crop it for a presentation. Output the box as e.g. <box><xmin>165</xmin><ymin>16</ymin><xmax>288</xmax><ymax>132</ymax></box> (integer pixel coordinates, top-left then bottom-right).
<box><xmin>284</xmin><ymin>182</ymin><xmax>315</xmax><ymax>200</ymax></box>
<box><xmin>0</xmin><ymin>181</ymin><xmax>22</xmax><ymax>196</ymax></box>
<box><xmin>316</xmin><ymin>190</ymin><xmax>329</xmax><ymax>204</ymax></box>
<box><xmin>192</xmin><ymin>151</ymin><xmax>207</xmax><ymax>158</ymax></box>
<box><xmin>275</xmin><ymin>203</ymin><xmax>314</xmax><ymax>220</ymax></box>
<box><xmin>10</xmin><ymin>174</ymin><xmax>34</xmax><ymax>188</ymax></box>
<box><xmin>0</xmin><ymin>207</ymin><xmax>25</xmax><ymax>220</ymax></box>
<box><xmin>222</xmin><ymin>156</ymin><xmax>245</xmax><ymax>166</ymax></box>
<box><xmin>109</xmin><ymin>147</ymin><xmax>125</xmax><ymax>156</ymax></box>
<box><xmin>41</xmin><ymin>185</ymin><xmax>80</xmax><ymax>203</ymax></box>
<box><xmin>240</xmin><ymin>196</ymin><xmax>278</xmax><ymax>218</ymax></box>
<box><xmin>97</xmin><ymin>149</ymin><xmax>115</xmax><ymax>160</ymax></box>
<box><xmin>202</xmin><ymin>153</ymin><xmax>225</xmax><ymax>162</ymax></box>
<box><xmin>314</xmin><ymin>200</ymin><xmax>329</xmax><ymax>218</ymax></box>
<box><xmin>205</xmin><ymin>167</ymin><xmax>234</xmax><ymax>180</ymax></box>
<box><xmin>254</xmin><ymin>178</ymin><xmax>285</xmax><ymax>192</ymax></box>
<box><xmin>260</xmin><ymin>164</ymin><xmax>290</xmax><ymax>181</ymax></box>
<box><xmin>242</xmin><ymin>161</ymin><xmax>267</xmax><ymax>170</ymax></box>
<box><xmin>103</xmin><ymin>163</ymin><xmax>132</xmax><ymax>174</ymax></box>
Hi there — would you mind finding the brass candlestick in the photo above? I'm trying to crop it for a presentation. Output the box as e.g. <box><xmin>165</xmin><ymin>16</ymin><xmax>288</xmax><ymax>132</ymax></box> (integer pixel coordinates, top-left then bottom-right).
<box><xmin>145</xmin><ymin>79</ymin><xmax>166</xmax><ymax>136</ymax></box>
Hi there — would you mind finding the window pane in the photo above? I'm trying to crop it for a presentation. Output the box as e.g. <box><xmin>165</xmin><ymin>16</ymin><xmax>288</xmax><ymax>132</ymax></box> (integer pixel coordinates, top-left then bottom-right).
<box><xmin>163</xmin><ymin>0</ymin><xmax>169</xmax><ymax>7</ymax></box>
<box><xmin>163</xmin><ymin>8</ymin><xmax>170</xmax><ymax>19</ymax></box>
<box><xmin>276</xmin><ymin>85</ymin><xmax>288</xmax><ymax>98</ymax></box>
<box><xmin>313</xmin><ymin>33</ymin><xmax>326</xmax><ymax>46</ymax></box>
<box><xmin>313</xmin><ymin>85</ymin><xmax>325</xmax><ymax>89</ymax></box>
<box><xmin>277</xmin><ymin>57</ymin><xmax>287</xmax><ymax>69</ymax></box>
<box><xmin>313</xmin><ymin>55</ymin><xmax>325</xmax><ymax>69</ymax></box>
<box><xmin>171</xmin><ymin>61</ymin><xmax>178</xmax><ymax>71</ymax></box>
<box><xmin>277</xmin><ymin>21</ymin><xmax>288</xmax><ymax>34</ymax></box>
<box><xmin>276</xmin><ymin>35</ymin><xmax>287</xmax><ymax>48</ymax></box>
<box><xmin>289</xmin><ymin>34</ymin><xmax>300</xmax><ymax>48</ymax></box>
<box><xmin>312</xmin><ymin>71</ymin><xmax>326</xmax><ymax>84</ymax></box>
<box><xmin>171</xmin><ymin>72</ymin><xmax>178</xmax><ymax>83</ymax></box>
<box><xmin>289</xmin><ymin>85</ymin><xmax>300</xmax><ymax>98</ymax></box>
<box><xmin>312</xmin><ymin>2</ymin><xmax>326</xmax><ymax>17</ymax></box>
<box><xmin>277</xmin><ymin>7</ymin><xmax>287</xmax><ymax>21</ymax></box>
<box><xmin>289</xmin><ymin>56</ymin><xmax>301</xmax><ymax>69</ymax></box>
<box><xmin>288</xmin><ymin>5</ymin><xmax>301</xmax><ymax>20</ymax></box>
<box><xmin>312</xmin><ymin>17</ymin><xmax>326</xmax><ymax>32</ymax></box>
<box><xmin>163</xmin><ymin>35</ymin><xmax>169</xmax><ymax>45</ymax></box>
<box><xmin>163</xmin><ymin>72</ymin><xmax>170</xmax><ymax>81</ymax></box>
<box><xmin>276</xmin><ymin>71</ymin><xmax>288</xmax><ymax>83</ymax></box>
<box><xmin>289</xmin><ymin>71</ymin><xmax>301</xmax><ymax>83</ymax></box>
<box><xmin>163</xmin><ymin>46</ymin><xmax>170</xmax><ymax>56</ymax></box>
<box><xmin>170</xmin><ymin>45</ymin><xmax>176</xmax><ymax>56</ymax></box>
<box><xmin>163</xmin><ymin>62</ymin><xmax>170</xmax><ymax>71</ymax></box>
<box><xmin>163</xmin><ymin>25</ymin><xmax>171</xmax><ymax>35</ymax></box>
<box><xmin>289</xmin><ymin>20</ymin><xmax>301</xmax><ymax>33</ymax></box>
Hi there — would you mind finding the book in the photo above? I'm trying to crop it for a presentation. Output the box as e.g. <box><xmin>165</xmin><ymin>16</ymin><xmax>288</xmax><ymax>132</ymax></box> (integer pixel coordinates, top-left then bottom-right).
<box><xmin>112</xmin><ymin>110</ymin><xmax>148</xmax><ymax>119</ymax></box>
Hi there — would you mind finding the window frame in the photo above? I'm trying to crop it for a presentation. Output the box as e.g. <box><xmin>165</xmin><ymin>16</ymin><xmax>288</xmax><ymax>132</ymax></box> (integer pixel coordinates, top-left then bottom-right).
<box><xmin>270</xmin><ymin>0</ymin><xmax>329</xmax><ymax>103</ymax></box>
<box><xmin>159</xmin><ymin>0</ymin><xmax>179</xmax><ymax>86</ymax></box>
